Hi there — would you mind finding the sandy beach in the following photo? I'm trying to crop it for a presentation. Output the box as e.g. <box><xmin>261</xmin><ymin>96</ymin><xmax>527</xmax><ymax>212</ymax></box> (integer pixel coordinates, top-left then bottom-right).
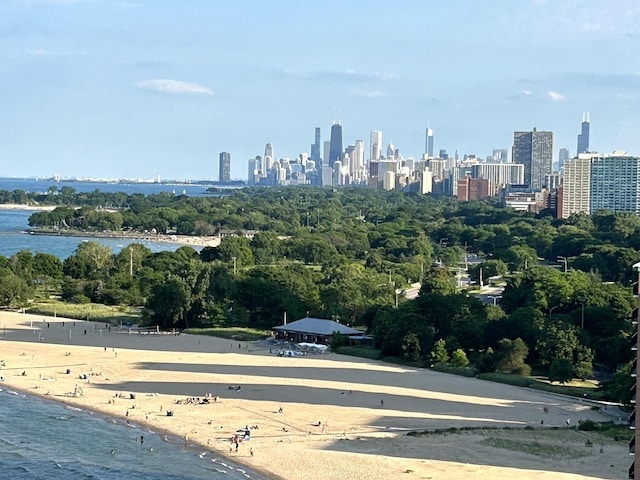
<box><xmin>0</xmin><ymin>203</ymin><xmax>57</xmax><ymax>211</ymax></box>
<box><xmin>0</xmin><ymin>311</ymin><xmax>629</xmax><ymax>480</ymax></box>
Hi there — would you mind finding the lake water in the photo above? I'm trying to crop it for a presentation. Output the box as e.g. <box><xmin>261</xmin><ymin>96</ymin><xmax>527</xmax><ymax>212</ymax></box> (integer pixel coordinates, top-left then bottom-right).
<box><xmin>0</xmin><ymin>209</ymin><xmax>192</xmax><ymax>260</ymax></box>
<box><xmin>0</xmin><ymin>388</ymin><xmax>256</xmax><ymax>480</ymax></box>
<box><xmin>0</xmin><ymin>177</ymin><xmax>223</xmax><ymax>259</ymax></box>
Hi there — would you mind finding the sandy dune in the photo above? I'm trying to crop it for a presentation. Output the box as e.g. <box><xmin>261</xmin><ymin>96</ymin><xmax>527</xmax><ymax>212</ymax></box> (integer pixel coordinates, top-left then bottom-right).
<box><xmin>0</xmin><ymin>312</ymin><xmax>630</xmax><ymax>480</ymax></box>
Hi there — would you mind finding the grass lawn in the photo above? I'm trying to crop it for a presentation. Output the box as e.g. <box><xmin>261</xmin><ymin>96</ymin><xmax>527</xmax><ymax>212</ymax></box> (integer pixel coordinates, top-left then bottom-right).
<box><xmin>183</xmin><ymin>326</ymin><xmax>271</xmax><ymax>341</ymax></box>
<box><xmin>27</xmin><ymin>300</ymin><xmax>141</xmax><ymax>325</ymax></box>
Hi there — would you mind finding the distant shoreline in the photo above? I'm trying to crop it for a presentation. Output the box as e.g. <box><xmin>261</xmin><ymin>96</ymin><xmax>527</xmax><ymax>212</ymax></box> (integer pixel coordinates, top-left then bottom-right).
<box><xmin>0</xmin><ymin>205</ymin><xmax>222</xmax><ymax>248</ymax></box>
<box><xmin>0</xmin><ymin>203</ymin><xmax>56</xmax><ymax>211</ymax></box>
<box><xmin>25</xmin><ymin>228</ymin><xmax>222</xmax><ymax>248</ymax></box>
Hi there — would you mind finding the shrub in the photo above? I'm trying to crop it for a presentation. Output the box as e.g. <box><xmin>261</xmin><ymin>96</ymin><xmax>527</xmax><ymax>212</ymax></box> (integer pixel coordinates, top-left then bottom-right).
<box><xmin>450</xmin><ymin>348</ymin><xmax>469</xmax><ymax>367</ymax></box>
<box><xmin>431</xmin><ymin>364</ymin><xmax>479</xmax><ymax>377</ymax></box>
<box><xmin>577</xmin><ymin>419</ymin><xmax>600</xmax><ymax>431</ymax></box>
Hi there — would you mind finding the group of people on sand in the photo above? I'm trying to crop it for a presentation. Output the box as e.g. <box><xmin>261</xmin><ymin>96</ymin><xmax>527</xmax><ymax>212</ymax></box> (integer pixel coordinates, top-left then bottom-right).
<box><xmin>175</xmin><ymin>396</ymin><xmax>216</xmax><ymax>405</ymax></box>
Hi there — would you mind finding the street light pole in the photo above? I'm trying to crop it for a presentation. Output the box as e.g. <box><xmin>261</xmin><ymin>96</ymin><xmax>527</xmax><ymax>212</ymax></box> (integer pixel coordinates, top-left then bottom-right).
<box><xmin>488</xmin><ymin>295</ymin><xmax>502</xmax><ymax>305</ymax></box>
<box><xmin>557</xmin><ymin>256</ymin><xmax>568</xmax><ymax>273</ymax></box>
<box><xmin>580</xmin><ymin>299</ymin><xmax>586</xmax><ymax>329</ymax></box>
<box><xmin>232</xmin><ymin>256</ymin><xmax>237</xmax><ymax>275</ymax></box>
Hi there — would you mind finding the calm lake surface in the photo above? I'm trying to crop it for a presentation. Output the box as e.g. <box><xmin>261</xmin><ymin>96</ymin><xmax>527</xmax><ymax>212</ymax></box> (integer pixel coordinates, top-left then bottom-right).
<box><xmin>0</xmin><ymin>388</ymin><xmax>255</xmax><ymax>480</ymax></box>
<box><xmin>0</xmin><ymin>178</ymin><xmax>220</xmax><ymax>259</ymax></box>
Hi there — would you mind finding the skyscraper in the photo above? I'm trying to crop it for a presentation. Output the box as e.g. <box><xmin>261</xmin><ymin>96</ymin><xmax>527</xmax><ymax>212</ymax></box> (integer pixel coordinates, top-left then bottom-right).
<box><xmin>512</xmin><ymin>128</ymin><xmax>553</xmax><ymax>192</ymax></box>
<box><xmin>492</xmin><ymin>148</ymin><xmax>508</xmax><ymax>163</ymax></box>
<box><xmin>561</xmin><ymin>154</ymin><xmax>593</xmax><ymax>218</ymax></box>
<box><xmin>558</xmin><ymin>148</ymin><xmax>569</xmax><ymax>171</ymax></box>
<box><xmin>352</xmin><ymin>139</ymin><xmax>365</xmax><ymax>180</ymax></box>
<box><xmin>264</xmin><ymin>142</ymin><xmax>274</xmax><ymax>161</ymax></box>
<box><xmin>425</xmin><ymin>127</ymin><xmax>434</xmax><ymax>158</ymax></box>
<box><xmin>370</xmin><ymin>131</ymin><xmax>382</xmax><ymax>161</ymax></box>
<box><xmin>590</xmin><ymin>154</ymin><xmax>640</xmax><ymax>214</ymax></box>
<box><xmin>328</xmin><ymin>123</ymin><xmax>343</xmax><ymax>167</ymax></box>
<box><xmin>310</xmin><ymin>127</ymin><xmax>321</xmax><ymax>164</ymax></box>
<box><xmin>219</xmin><ymin>152</ymin><xmax>231</xmax><ymax>183</ymax></box>
<box><xmin>577</xmin><ymin>112</ymin><xmax>590</xmax><ymax>154</ymax></box>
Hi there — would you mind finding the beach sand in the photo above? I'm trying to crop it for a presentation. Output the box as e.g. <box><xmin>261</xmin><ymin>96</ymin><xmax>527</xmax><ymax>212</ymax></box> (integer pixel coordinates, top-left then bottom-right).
<box><xmin>0</xmin><ymin>203</ymin><xmax>57</xmax><ymax>211</ymax></box>
<box><xmin>0</xmin><ymin>312</ymin><xmax>629</xmax><ymax>480</ymax></box>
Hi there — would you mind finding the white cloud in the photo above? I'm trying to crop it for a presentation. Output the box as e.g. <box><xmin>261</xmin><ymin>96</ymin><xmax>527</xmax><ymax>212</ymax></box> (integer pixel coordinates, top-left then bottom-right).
<box><xmin>547</xmin><ymin>90</ymin><xmax>566</xmax><ymax>102</ymax></box>
<box><xmin>136</xmin><ymin>79</ymin><xmax>214</xmax><ymax>96</ymax></box>
<box><xmin>351</xmin><ymin>88</ymin><xmax>398</xmax><ymax>98</ymax></box>
<box><xmin>521</xmin><ymin>89</ymin><xmax>533</xmax><ymax>96</ymax></box>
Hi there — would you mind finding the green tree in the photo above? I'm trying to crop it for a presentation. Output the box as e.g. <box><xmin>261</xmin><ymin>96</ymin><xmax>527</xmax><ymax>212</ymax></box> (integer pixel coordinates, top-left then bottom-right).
<box><xmin>548</xmin><ymin>358</ymin><xmax>573</xmax><ymax>384</ymax></box>
<box><xmin>419</xmin><ymin>266</ymin><xmax>456</xmax><ymax>296</ymax></box>
<box><xmin>33</xmin><ymin>252</ymin><xmax>63</xmax><ymax>280</ymax></box>
<box><xmin>468</xmin><ymin>259</ymin><xmax>507</xmax><ymax>284</ymax></box>
<box><xmin>147</xmin><ymin>275</ymin><xmax>190</xmax><ymax>328</ymax></box>
<box><xmin>0</xmin><ymin>268</ymin><xmax>32</xmax><ymax>307</ymax></box>
<box><xmin>402</xmin><ymin>333</ymin><xmax>422</xmax><ymax>362</ymax></box>
<box><xmin>495</xmin><ymin>338</ymin><xmax>530</xmax><ymax>375</ymax></box>
<box><xmin>604</xmin><ymin>362</ymin><xmax>635</xmax><ymax>406</ymax></box>
<box><xmin>430</xmin><ymin>338</ymin><xmax>449</xmax><ymax>365</ymax></box>
<box><xmin>63</xmin><ymin>241</ymin><xmax>114</xmax><ymax>280</ymax></box>
<box><xmin>251</xmin><ymin>231</ymin><xmax>283</xmax><ymax>265</ymax></box>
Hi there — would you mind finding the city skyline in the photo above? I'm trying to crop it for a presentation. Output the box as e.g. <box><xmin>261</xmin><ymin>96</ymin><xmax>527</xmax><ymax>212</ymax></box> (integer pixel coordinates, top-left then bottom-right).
<box><xmin>1</xmin><ymin>1</ymin><xmax>639</xmax><ymax>180</ymax></box>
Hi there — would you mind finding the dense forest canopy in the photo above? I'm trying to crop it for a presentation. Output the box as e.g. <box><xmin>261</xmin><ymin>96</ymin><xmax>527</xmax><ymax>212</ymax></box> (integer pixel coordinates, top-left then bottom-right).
<box><xmin>2</xmin><ymin>185</ymin><xmax>639</xmax><ymax>401</ymax></box>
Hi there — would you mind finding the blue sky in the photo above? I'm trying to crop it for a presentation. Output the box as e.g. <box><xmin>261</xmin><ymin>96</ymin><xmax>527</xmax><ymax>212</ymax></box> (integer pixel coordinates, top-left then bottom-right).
<box><xmin>1</xmin><ymin>0</ymin><xmax>639</xmax><ymax>180</ymax></box>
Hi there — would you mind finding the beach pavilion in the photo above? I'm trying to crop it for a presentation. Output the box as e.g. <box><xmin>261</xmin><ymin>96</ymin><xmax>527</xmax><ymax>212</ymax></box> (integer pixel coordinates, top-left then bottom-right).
<box><xmin>272</xmin><ymin>317</ymin><xmax>363</xmax><ymax>345</ymax></box>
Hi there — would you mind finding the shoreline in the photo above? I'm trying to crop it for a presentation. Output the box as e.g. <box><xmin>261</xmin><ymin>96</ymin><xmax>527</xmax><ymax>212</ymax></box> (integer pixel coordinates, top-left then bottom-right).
<box><xmin>0</xmin><ymin>311</ymin><xmax>629</xmax><ymax>480</ymax></box>
<box><xmin>23</xmin><ymin>228</ymin><xmax>222</xmax><ymax>248</ymax></box>
<box><xmin>0</xmin><ymin>204</ymin><xmax>222</xmax><ymax>247</ymax></box>
<box><xmin>0</xmin><ymin>383</ymin><xmax>273</xmax><ymax>480</ymax></box>
<box><xmin>0</xmin><ymin>203</ymin><xmax>57</xmax><ymax>211</ymax></box>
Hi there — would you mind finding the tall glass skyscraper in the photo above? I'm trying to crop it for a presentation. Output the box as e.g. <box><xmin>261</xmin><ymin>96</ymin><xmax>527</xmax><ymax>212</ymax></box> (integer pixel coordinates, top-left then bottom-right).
<box><xmin>310</xmin><ymin>127</ymin><xmax>321</xmax><ymax>164</ymax></box>
<box><xmin>219</xmin><ymin>152</ymin><xmax>231</xmax><ymax>182</ymax></box>
<box><xmin>370</xmin><ymin>130</ymin><xmax>382</xmax><ymax>161</ymax></box>
<box><xmin>558</xmin><ymin>147</ymin><xmax>569</xmax><ymax>171</ymax></box>
<box><xmin>512</xmin><ymin>128</ymin><xmax>553</xmax><ymax>192</ymax></box>
<box><xmin>425</xmin><ymin>127</ymin><xmax>434</xmax><ymax>157</ymax></box>
<box><xmin>577</xmin><ymin>112</ymin><xmax>590</xmax><ymax>154</ymax></box>
<box><xmin>328</xmin><ymin>123</ymin><xmax>343</xmax><ymax>167</ymax></box>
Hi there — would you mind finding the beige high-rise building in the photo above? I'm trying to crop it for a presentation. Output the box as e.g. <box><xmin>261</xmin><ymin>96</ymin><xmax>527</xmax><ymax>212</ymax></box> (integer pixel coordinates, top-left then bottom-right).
<box><xmin>561</xmin><ymin>154</ymin><xmax>595</xmax><ymax>218</ymax></box>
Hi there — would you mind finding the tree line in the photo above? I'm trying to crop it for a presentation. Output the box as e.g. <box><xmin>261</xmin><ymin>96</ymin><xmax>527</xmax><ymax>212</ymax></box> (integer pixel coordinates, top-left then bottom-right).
<box><xmin>2</xmin><ymin>185</ymin><xmax>639</xmax><ymax>401</ymax></box>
